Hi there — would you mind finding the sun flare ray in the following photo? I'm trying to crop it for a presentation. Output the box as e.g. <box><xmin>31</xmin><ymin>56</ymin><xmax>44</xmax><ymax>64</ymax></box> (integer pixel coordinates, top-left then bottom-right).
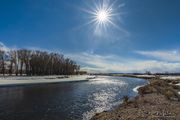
<box><xmin>81</xmin><ymin>0</ymin><xmax>121</xmax><ymax>34</ymax></box>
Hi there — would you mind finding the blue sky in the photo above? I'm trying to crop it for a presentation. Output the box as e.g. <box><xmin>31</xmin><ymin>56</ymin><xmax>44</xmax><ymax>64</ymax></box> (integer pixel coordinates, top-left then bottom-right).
<box><xmin>0</xmin><ymin>0</ymin><xmax>180</xmax><ymax>73</ymax></box>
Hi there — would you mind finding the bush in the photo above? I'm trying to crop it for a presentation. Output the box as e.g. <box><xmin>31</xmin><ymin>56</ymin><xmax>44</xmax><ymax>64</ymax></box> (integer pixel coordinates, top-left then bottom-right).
<box><xmin>164</xmin><ymin>90</ymin><xmax>174</xmax><ymax>100</ymax></box>
<box><xmin>155</xmin><ymin>75</ymin><xmax>160</xmax><ymax>79</ymax></box>
<box><xmin>172</xmin><ymin>85</ymin><xmax>180</xmax><ymax>90</ymax></box>
<box><xmin>138</xmin><ymin>85</ymin><xmax>157</xmax><ymax>96</ymax></box>
<box><xmin>164</xmin><ymin>79</ymin><xmax>172</xmax><ymax>83</ymax></box>
<box><xmin>123</xmin><ymin>96</ymin><xmax>129</xmax><ymax>105</ymax></box>
<box><xmin>138</xmin><ymin>87</ymin><xmax>146</xmax><ymax>97</ymax></box>
<box><xmin>150</xmin><ymin>80</ymin><xmax>168</xmax><ymax>87</ymax></box>
<box><xmin>133</xmin><ymin>99</ymin><xmax>138</xmax><ymax>108</ymax></box>
<box><xmin>163</xmin><ymin>87</ymin><xmax>180</xmax><ymax>101</ymax></box>
<box><xmin>171</xmin><ymin>81</ymin><xmax>179</xmax><ymax>84</ymax></box>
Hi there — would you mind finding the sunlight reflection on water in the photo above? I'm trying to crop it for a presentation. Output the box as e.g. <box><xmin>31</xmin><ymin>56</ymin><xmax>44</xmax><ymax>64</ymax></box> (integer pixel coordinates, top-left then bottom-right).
<box><xmin>83</xmin><ymin>76</ymin><xmax>128</xmax><ymax>120</ymax></box>
<box><xmin>90</xmin><ymin>76</ymin><xmax>127</xmax><ymax>85</ymax></box>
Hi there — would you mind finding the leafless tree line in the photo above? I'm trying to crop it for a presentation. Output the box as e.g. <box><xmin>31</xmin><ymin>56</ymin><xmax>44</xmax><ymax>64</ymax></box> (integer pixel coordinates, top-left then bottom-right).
<box><xmin>0</xmin><ymin>49</ymin><xmax>80</xmax><ymax>76</ymax></box>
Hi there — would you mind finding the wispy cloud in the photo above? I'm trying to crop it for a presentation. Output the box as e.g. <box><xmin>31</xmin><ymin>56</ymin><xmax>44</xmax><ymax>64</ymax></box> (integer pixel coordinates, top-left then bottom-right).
<box><xmin>135</xmin><ymin>50</ymin><xmax>180</xmax><ymax>62</ymax></box>
<box><xmin>67</xmin><ymin>52</ymin><xmax>180</xmax><ymax>73</ymax></box>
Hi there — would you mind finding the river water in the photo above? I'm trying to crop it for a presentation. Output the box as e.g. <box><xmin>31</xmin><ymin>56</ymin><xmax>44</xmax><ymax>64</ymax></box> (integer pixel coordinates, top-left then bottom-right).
<box><xmin>0</xmin><ymin>76</ymin><xmax>147</xmax><ymax>120</ymax></box>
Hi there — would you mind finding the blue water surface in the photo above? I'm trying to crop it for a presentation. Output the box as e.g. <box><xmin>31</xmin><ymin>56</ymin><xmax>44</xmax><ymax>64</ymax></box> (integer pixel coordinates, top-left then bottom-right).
<box><xmin>0</xmin><ymin>76</ymin><xmax>148</xmax><ymax>120</ymax></box>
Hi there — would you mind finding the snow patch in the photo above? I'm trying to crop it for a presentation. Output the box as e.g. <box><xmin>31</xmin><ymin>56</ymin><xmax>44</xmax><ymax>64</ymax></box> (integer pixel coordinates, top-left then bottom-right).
<box><xmin>161</xmin><ymin>76</ymin><xmax>180</xmax><ymax>80</ymax></box>
<box><xmin>0</xmin><ymin>75</ymin><xmax>90</xmax><ymax>86</ymax></box>
<box><xmin>133</xmin><ymin>85</ymin><xmax>144</xmax><ymax>93</ymax></box>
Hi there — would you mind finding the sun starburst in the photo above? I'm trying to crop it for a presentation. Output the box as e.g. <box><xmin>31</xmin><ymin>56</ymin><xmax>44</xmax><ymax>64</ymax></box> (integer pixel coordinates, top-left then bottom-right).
<box><xmin>79</xmin><ymin>0</ymin><xmax>127</xmax><ymax>36</ymax></box>
<box><xmin>86</xmin><ymin>0</ymin><xmax>119</xmax><ymax>31</ymax></box>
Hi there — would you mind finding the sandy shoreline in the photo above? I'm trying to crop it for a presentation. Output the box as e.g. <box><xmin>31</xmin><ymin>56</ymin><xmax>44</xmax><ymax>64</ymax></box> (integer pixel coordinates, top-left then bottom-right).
<box><xmin>0</xmin><ymin>75</ymin><xmax>91</xmax><ymax>86</ymax></box>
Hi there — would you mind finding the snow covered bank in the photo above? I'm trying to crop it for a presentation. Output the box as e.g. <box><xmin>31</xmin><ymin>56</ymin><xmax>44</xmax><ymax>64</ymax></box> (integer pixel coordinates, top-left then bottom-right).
<box><xmin>134</xmin><ymin>75</ymin><xmax>155</xmax><ymax>78</ymax></box>
<box><xmin>132</xmin><ymin>75</ymin><xmax>180</xmax><ymax>80</ymax></box>
<box><xmin>175</xmin><ymin>83</ymin><xmax>180</xmax><ymax>86</ymax></box>
<box><xmin>133</xmin><ymin>82</ymin><xmax>149</xmax><ymax>93</ymax></box>
<box><xmin>175</xmin><ymin>83</ymin><xmax>180</xmax><ymax>95</ymax></box>
<box><xmin>133</xmin><ymin>85</ymin><xmax>144</xmax><ymax>93</ymax></box>
<box><xmin>160</xmin><ymin>76</ymin><xmax>180</xmax><ymax>80</ymax></box>
<box><xmin>0</xmin><ymin>75</ymin><xmax>90</xmax><ymax>86</ymax></box>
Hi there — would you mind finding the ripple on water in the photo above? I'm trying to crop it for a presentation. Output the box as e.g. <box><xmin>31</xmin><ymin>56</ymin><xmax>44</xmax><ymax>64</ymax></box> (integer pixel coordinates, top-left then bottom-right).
<box><xmin>82</xmin><ymin>77</ymin><xmax>129</xmax><ymax>120</ymax></box>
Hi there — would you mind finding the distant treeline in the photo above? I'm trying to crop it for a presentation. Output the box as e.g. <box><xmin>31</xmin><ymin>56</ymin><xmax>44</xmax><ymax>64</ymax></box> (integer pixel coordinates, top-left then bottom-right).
<box><xmin>0</xmin><ymin>49</ymin><xmax>80</xmax><ymax>76</ymax></box>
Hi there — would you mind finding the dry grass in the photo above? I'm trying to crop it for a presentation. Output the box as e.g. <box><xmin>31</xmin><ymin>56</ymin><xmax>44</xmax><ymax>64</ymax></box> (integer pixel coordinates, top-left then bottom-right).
<box><xmin>137</xmin><ymin>79</ymin><xmax>180</xmax><ymax>101</ymax></box>
<box><xmin>164</xmin><ymin>90</ymin><xmax>174</xmax><ymax>100</ymax></box>
<box><xmin>175</xmin><ymin>78</ymin><xmax>180</xmax><ymax>81</ymax></box>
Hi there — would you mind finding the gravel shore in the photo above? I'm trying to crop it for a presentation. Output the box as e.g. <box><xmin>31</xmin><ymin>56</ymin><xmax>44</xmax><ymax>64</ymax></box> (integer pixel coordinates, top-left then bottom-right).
<box><xmin>91</xmin><ymin>78</ymin><xmax>180</xmax><ymax>120</ymax></box>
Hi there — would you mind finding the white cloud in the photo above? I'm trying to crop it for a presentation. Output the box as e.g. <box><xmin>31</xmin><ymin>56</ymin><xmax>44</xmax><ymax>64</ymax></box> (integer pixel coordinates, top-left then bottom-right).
<box><xmin>135</xmin><ymin>50</ymin><xmax>180</xmax><ymax>62</ymax></box>
<box><xmin>67</xmin><ymin>52</ymin><xmax>180</xmax><ymax>73</ymax></box>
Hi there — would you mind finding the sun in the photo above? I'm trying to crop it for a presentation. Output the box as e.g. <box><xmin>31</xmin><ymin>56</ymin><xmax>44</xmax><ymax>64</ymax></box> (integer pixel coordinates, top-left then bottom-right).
<box><xmin>88</xmin><ymin>0</ymin><xmax>118</xmax><ymax>30</ymax></box>
<box><xmin>80</xmin><ymin>0</ymin><xmax>124</xmax><ymax>33</ymax></box>
<box><xmin>96</xmin><ymin>10</ymin><xmax>109</xmax><ymax>23</ymax></box>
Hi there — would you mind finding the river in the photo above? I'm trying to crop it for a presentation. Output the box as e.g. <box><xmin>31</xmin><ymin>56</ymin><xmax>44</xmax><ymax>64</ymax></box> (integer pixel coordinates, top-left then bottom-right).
<box><xmin>0</xmin><ymin>76</ymin><xmax>148</xmax><ymax>120</ymax></box>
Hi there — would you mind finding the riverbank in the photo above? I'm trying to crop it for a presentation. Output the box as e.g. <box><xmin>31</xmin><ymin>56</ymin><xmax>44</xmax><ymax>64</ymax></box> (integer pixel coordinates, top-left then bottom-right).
<box><xmin>91</xmin><ymin>77</ymin><xmax>180</xmax><ymax>120</ymax></box>
<box><xmin>0</xmin><ymin>75</ymin><xmax>92</xmax><ymax>86</ymax></box>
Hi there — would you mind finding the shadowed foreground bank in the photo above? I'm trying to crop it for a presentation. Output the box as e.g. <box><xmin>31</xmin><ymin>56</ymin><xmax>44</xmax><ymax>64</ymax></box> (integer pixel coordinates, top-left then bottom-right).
<box><xmin>91</xmin><ymin>78</ymin><xmax>180</xmax><ymax>120</ymax></box>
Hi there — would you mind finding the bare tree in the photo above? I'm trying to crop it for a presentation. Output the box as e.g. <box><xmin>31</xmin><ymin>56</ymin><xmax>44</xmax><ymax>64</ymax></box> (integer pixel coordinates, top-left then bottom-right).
<box><xmin>0</xmin><ymin>50</ymin><xmax>5</xmax><ymax>76</ymax></box>
<box><xmin>1</xmin><ymin>49</ymin><xmax>81</xmax><ymax>76</ymax></box>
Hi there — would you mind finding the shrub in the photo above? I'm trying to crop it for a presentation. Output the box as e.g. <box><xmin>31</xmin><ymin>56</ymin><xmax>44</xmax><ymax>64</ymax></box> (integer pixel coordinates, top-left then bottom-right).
<box><xmin>123</xmin><ymin>96</ymin><xmax>129</xmax><ymax>105</ymax></box>
<box><xmin>138</xmin><ymin>85</ymin><xmax>156</xmax><ymax>96</ymax></box>
<box><xmin>138</xmin><ymin>87</ymin><xmax>146</xmax><ymax>97</ymax></box>
<box><xmin>164</xmin><ymin>90</ymin><xmax>174</xmax><ymax>100</ymax></box>
<box><xmin>172</xmin><ymin>85</ymin><xmax>180</xmax><ymax>90</ymax></box>
<box><xmin>155</xmin><ymin>75</ymin><xmax>160</xmax><ymax>79</ymax></box>
<box><xmin>171</xmin><ymin>81</ymin><xmax>179</xmax><ymax>85</ymax></box>
<box><xmin>151</xmin><ymin>80</ymin><xmax>167</xmax><ymax>87</ymax></box>
<box><xmin>164</xmin><ymin>79</ymin><xmax>172</xmax><ymax>83</ymax></box>
<box><xmin>133</xmin><ymin>99</ymin><xmax>138</xmax><ymax>108</ymax></box>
